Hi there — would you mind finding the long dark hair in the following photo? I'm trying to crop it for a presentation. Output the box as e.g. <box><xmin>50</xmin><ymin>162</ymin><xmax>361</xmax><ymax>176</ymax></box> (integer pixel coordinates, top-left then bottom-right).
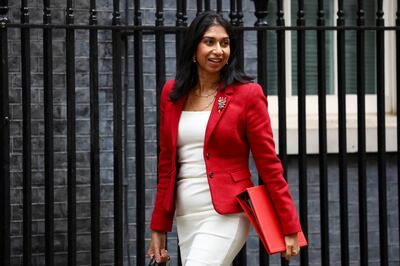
<box><xmin>169</xmin><ymin>11</ymin><xmax>253</xmax><ymax>102</ymax></box>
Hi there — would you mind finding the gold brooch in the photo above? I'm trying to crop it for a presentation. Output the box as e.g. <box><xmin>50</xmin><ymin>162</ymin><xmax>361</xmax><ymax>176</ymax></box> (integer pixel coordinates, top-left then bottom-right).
<box><xmin>217</xmin><ymin>97</ymin><xmax>227</xmax><ymax>113</ymax></box>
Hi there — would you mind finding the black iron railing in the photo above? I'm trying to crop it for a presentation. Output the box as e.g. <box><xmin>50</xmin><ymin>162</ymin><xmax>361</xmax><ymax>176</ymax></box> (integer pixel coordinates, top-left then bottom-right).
<box><xmin>0</xmin><ymin>0</ymin><xmax>398</xmax><ymax>265</ymax></box>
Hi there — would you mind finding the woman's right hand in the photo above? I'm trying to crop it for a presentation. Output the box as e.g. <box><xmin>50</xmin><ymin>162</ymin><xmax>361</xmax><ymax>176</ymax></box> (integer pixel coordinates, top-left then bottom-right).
<box><xmin>147</xmin><ymin>230</ymin><xmax>170</xmax><ymax>264</ymax></box>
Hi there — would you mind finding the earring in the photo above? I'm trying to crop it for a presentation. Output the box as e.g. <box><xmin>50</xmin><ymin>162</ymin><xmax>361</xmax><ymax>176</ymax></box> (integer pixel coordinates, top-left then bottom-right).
<box><xmin>192</xmin><ymin>56</ymin><xmax>197</xmax><ymax>63</ymax></box>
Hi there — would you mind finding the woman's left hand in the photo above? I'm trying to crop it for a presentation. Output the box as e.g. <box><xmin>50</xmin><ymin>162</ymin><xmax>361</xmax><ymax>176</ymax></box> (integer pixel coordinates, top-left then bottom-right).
<box><xmin>281</xmin><ymin>233</ymin><xmax>300</xmax><ymax>260</ymax></box>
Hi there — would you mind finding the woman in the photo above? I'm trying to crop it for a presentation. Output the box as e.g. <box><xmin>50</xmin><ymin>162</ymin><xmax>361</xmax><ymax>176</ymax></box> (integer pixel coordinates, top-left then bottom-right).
<box><xmin>147</xmin><ymin>11</ymin><xmax>301</xmax><ymax>265</ymax></box>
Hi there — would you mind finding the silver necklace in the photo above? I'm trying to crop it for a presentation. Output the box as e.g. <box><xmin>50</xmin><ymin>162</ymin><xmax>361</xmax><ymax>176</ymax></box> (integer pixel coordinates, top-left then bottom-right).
<box><xmin>193</xmin><ymin>88</ymin><xmax>218</xmax><ymax>98</ymax></box>
<box><xmin>193</xmin><ymin>84</ymin><xmax>219</xmax><ymax>98</ymax></box>
<box><xmin>189</xmin><ymin>93</ymin><xmax>216</xmax><ymax>111</ymax></box>
<box><xmin>200</xmin><ymin>95</ymin><xmax>216</xmax><ymax>111</ymax></box>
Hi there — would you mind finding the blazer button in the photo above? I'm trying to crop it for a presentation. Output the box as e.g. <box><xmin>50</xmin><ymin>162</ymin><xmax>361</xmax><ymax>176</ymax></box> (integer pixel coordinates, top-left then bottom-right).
<box><xmin>206</xmin><ymin>153</ymin><xmax>210</xmax><ymax>160</ymax></box>
<box><xmin>209</xmin><ymin>172</ymin><xmax>214</xmax><ymax>178</ymax></box>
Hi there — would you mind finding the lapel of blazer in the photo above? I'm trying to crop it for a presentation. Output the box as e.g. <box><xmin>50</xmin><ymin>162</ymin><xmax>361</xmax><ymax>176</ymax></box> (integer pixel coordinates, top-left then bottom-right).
<box><xmin>204</xmin><ymin>83</ymin><xmax>235</xmax><ymax>148</ymax></box>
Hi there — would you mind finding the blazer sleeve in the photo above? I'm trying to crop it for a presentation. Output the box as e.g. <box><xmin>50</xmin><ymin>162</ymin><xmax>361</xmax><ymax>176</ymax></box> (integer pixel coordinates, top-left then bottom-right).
<box><xmin>245</xmin><ymin>83</ymin><xmax>301</xmax><ymax>235</ymax></box>
<box><xmin>150</xmin><ymin>80</ymin><xmax>175</xmax><ymax>232</ymax></box>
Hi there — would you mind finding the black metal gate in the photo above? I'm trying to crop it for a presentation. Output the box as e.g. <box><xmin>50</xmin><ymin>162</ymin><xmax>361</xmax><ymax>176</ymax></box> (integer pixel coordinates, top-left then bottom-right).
<box><xmin>0</xmin><ymin>0</ymin><xmax>399</xmax><ymax>265</ymax></box>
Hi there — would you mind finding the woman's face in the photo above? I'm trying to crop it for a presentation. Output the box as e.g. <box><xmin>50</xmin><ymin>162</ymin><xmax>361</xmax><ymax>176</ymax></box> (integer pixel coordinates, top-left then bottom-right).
<box><xmin>195</xmin><ymin>24</ymin><xmax>231</xmax><ymax>76</ymax></box>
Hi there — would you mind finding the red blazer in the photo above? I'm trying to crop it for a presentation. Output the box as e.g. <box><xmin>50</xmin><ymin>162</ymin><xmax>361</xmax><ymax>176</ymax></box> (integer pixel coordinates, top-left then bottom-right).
<box><xmin>150</xmin><ymin>80</ymin><xmax>301</xmax><ymax>235</ymax></box>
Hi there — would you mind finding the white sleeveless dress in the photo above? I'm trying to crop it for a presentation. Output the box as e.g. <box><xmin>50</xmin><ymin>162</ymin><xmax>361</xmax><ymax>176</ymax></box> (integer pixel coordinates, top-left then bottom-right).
<box><xmin>175</xmin><ymin>111</ymin><xmax>250</xmax><ymax>266</ymax></box>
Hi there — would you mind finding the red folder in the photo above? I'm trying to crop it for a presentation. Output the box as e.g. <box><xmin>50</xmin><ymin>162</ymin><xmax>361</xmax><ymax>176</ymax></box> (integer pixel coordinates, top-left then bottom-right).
<box><xmin>236</xmin><ymin>185</ymin><xmax>307</xmax><ymax>255</ymax></box>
